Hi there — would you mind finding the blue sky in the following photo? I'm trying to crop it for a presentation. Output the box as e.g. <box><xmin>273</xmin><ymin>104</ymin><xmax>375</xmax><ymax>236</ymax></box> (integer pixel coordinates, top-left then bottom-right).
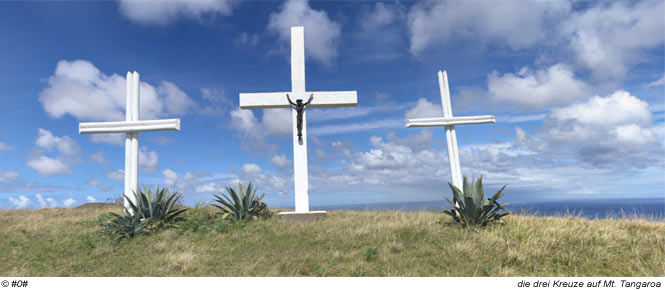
<box><xmin>1</xmin><ymin>0</ymin><xmax>663</xmax><ymax>209</ymax></box>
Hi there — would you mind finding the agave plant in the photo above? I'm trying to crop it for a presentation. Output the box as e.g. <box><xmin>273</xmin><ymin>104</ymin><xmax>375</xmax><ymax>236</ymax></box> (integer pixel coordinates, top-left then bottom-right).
<box><xmin>212</xmin><ymin>182</ymin><xmax>270</xmax><ymax>222</ymax></box>
<box><xmin>102</xmin><ymin>187</ymin><xmax>186</xmax><ymax>239</ymax></box>
<box><xmin>442</xmin><ymin>176</ymin><xmax>509</xmax><ymax>227</ymax></box>
<box><xmin>102</xmin><ymin>197</ymin><xmax>151</xmax><ymax>240</ymax></box>
<box><xmin>132</xmin><ymin>186</ymin><xmax>187</xmax><ymax>226</ymax></box>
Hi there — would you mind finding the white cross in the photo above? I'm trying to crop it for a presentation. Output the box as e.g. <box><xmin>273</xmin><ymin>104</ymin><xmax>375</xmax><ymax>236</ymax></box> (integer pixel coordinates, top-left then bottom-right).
<box><xmin>79</xmin><ymin>71</ymin><xmax>180</xmax><ymax>213</ymax></box>
<box><xmin>406</xmin><ymin>70</ymin><xmax>495</xmax><ymax>191</ymax></box>
<box><xmin>239</xmin><ymin>26</ymin><xmax>357</xmax><ymax>213</ymax></box>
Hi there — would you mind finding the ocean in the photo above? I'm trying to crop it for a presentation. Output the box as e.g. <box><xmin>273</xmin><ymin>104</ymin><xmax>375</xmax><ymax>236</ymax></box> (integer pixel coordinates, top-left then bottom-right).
<box><xmin>311</xmin><ymin>198</ymin><xmax>665</xmax><ymax>221</ymax></box>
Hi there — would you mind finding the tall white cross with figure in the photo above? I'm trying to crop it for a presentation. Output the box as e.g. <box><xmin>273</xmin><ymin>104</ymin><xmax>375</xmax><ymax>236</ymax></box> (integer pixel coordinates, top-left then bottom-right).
<box><xmin>240</xmin><ymin>26</ymin><xmax>357</xmax><ymax>215</ymax></box>
<box><xmin>405</xmin><ymin>70</ymin><xmax>495</xmax><ymax>191</ymax></box>
<box><xmin>79</xmin><ymin>71</ymin><xmax>180</xmax><ymax>213</ymax></box>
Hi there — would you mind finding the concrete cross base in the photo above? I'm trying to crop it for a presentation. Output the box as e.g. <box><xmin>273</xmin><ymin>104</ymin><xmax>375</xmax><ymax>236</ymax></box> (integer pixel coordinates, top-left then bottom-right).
<box><xmin>277</xmin><ymin>211</ymin><xmax>327</xmax><ymax>222</ymax></box>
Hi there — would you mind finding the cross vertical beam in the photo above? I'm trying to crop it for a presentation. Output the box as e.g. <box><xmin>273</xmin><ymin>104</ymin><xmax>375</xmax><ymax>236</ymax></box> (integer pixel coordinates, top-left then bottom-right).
<box><xmin>439</xmin><ymin>71</ymin><xmax>463</xmax><ymax>190</ymax></box>
<box><xmin>291</xmin><ymin>26</ymin><xmax>309</xmax><ymax>213</ymax></box>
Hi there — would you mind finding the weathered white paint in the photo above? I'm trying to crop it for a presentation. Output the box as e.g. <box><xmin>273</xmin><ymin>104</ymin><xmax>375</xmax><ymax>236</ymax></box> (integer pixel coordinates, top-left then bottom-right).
<box><xmin>405</xmin><ymin>70</ymin><xmax>495</xmax><ymax>191</ymax></box>
<box><xmin>239</xmin><ymin>26</ymin><xmax>357</xmax><ymax>213</ymax></box>
<box><xmin>79</xmin><ymin>71</ymin><xmax>181</xmax><ymax>213</ymax></box>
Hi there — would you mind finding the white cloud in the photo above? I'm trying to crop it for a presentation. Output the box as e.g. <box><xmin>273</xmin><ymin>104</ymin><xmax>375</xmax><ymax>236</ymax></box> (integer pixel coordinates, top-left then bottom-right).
<box><xmin>86</xmin><ymin>176</ymin><xmax>112</xmax><ymax>191</ymax></box>
<box><xmin>242</xmin><ymin>163</ymin><xmax>263</xmax><ymax>174</ymax></box>
<box><xmin>91</xmin><ymin>149</ymin><xmax>108</xmax><ymax>165</ymax></box>
<box><xmin>488</xmin><ymin>64</ymin><xmax>590</xmax><ymax>110</ymax></box>
<box><xmin>9</xmin><ymin>195</ymin><xmax>31</xmax><ymax>209</ymax></box>
<box><xmin>361</xmin><ymin>3</ymin><xmax>397</xmax><ymax>31</ymax></box>
<box><xmin>162</xmin><ymin>168</ymin><xmax>178</xmax><ymax>187</ymax></box>
<box><xmin>195</xmin><ymin>181</ymin><xmax>225</xmax><ymax>193</ymax></box>
<box><xmin>0</xmin><ymin>170</ymin><xmax>19</xmax><ymax>183</ymax></box>
<box><xmin>270</xmin><ymin>154</ymin><xmax>291</xmax><ymax>168</ymax></box>
<box><xmin>62</xmin><ymin>198</ymin><xmax>76</xmax><ymax>207</ymax></box>
<box><xmin>647</xmin><ymin>73</ymin><xmax>665</xmax><ymax>87</ymax></box>
<box><xmin>310</xmin><ymin>119</ymin><xmax>402</xmax><ymax>136</ymax></box>
<box><xmin>268</xmin><ymin>0</ymin><xmax>341</xmax><ymax>65</ymax></box>
<box><xmin>36</xmin><ymin>194</ymin><xmax>57</xmax><ymax>208</ymax></box>
<box><xmin>407</xmin><ymin>1</ymin><xmax>570</xmax><ymax>55</ymax></box>
<box><xmin>0</xmin><ymin>141</ymin><xmax>14</xmax><ymax>151</ymax></box>
<box><xmin>36</xmin><ymin>128</ymin><xmax>80</xmax><ymax>157</ymax></box>
<box><xmin>87</xmin><ymin>196</ymin><xmax>97</xmax><ymax>202</ymax></box>
<box><xmin>200</xmin><ymin>87</ymin><xmax>231</xmax><ymax>116</ymax></box>
<box><xmin>105</xmin><ymin>169</ymin><xmax>125</xmax><ymax>180</ymax></box>
<box><xmin>118</xmin><ymin>0</ymin><xmax>234</xmax><ymax>26</ymax></box>
<box><xmin>499</xmin><ymin>113</ymin><xmax>547</xmax><ymax>123</ymax></box>
<box><xmin>538</xmin><ymin>90</ymin><xmax>660</xmax><ymax>167</ymax></box>
<box><xmin>27</xmin><ymin>156</ymin><xmax>71</xmax><ymax>176</ymax></box>
<box><xmin>560</xmin><ymin>0</ymin><xmax>664</xmax><ymax>81</ymax></box>
<box><xmin>139</xmin><ymin>146</ymin><xmax>159</xmax><ymax>172</ymax></box>
<box><xmin>262</xmin><ymin>109</ymin><xmax>292</xmax><ymax>136</ymax></box>
<box><xmin>27</xmin><ymin>129</ymin><xmax>81</xmax><ymax>176</ymax></box>
<box><xmin>39</xmin><ymin>60</ymin><xmax>195</xmax><ymax>127</ymax></box>
<box><xmin>405</xmin><ymin>98</ymin><xmax>443</xmax><ymax>119</ymax></box>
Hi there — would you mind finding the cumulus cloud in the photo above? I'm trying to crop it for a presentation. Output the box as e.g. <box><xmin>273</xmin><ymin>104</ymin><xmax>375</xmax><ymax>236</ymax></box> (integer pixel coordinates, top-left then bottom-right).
<box><xmin>268</xmin><ymin>0</ymin><xmax>341</xmax><ymax>65</ymax></box>
<box><xmin>270</xmin><ymin>154</ymin><xmax>291</xmax><ymax>168</ymax></box>
<box><xmin>405</xmin><ymin>98</ymin><xmax>443</xmax><ymax>119</ymax></box>
<box><xmin>118</xmin><ymin>0</ymin><xmax>234</xmax><ymax>26</ymax></box>
<box><xmin>9</xmin><ymin>195</ymin><xmax>31</xmax><ymax>209</ymax></box>
<box><xmin>560</xmin><ymin>0</ymin><xmax>664</xmax><ymax>81</ymax></box>
<box><xmin>488</xmin><ymin>64</ymin><xmax>590</xmax><ymax>110</ymax></box>
<box><xmin>407</xmin><ymin>1</ymin><xmax>570</xmax><ymax>55</ymax></box>
<box><xmin>36</xmin><ymin>194</ymin><xmax>57</xmax><ymax>208</ymax></box>
<box><xmin>535</xmin><ymin>90</ymin><xmax>661</xmax><ymax>167</ymax></box>
<box><xmin>0</xmin><ymin>141</ymin><xmax>14</xmax><ymax>151</ymax></box>
<box><xmin>36</xmin><ymin>128</ymin><xmax>80</xmax><ymax>157</ymax></box>
<box><xmin>87</xmin><ymin>196</ymin><xmax>97</xmax><ymax>202</ymax></box>
<box><xmin>105</xmin><ymin>169</ymin><xmax>125</xmax><ymax>180</ymax></box>
<box><xmin>162</xmin><ymin>168</ymin><xmax>178</xmax><ymax>187</ymax></box>
<box><xmin>62</xmin><ymin>198</ymin><xmax>76</xmax><ymax>207</ymax></box>
<box><xmin>27</xmin><ymin>129</ymin><xmax>81</xmax><ymax>176</ymax></box>
<box><xmin>139</xmin><ymin>146</ymin><xmax>159</xmax><ymax>172</ymax></box>
<box><xmin>91</xmin><ymin>150</ymin><xmax>108</xmax><ymax>165</ymax></box>
<box><xmin>39</xmin><ymin>60</ymin><xmax>195</xmax><ymax>145</ymax></box>
<box><xmin>242</xmin><ymin>163</ymin><xmax>263</xmax><ymax>174</ymax></box>
<box><xmin>27</xmin><ymin>156</ymin><xmax>71</xmax><ymax>177</ymax></box>
<box><xmin>0</xmin><ymin>170</ymin><xmax>19</xmax><ymax>183</ymax></box>
<box><xmin>361</xmin><ymin>2</ymin><xmax>397</xmax><ymax>31</ymax></box>
<box><xmin>229</xmin><ymin>108</ymin><xmax>290</xmax><ymax>151</ymax></box>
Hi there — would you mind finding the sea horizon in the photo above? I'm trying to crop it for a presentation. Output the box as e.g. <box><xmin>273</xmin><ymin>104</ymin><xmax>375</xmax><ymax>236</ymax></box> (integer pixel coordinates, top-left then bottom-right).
<box><xmin>307</xmin><ymin>197</ymin><xmax>665</xmax><ymax>221</ymax></box>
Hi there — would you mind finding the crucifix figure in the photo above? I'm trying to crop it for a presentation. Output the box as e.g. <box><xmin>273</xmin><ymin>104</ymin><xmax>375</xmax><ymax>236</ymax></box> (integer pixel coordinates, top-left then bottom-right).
<box><xmin>79</xmin><ymin>71</ymin><xmax>181</xmax><ymax>214</ymax></box>
<box><xmin>405</xmin><ymin>70</ymin><xmax>495</xmax><ymax>192</ymax></box>
<box><xmin>240</xmin><ymin>26</ymin><xmax>357</xmax><ymax>214</ymax></box>
<box><xmin>287</xmin><ymin>93</ymin><xmax>313</xmax><ymax>143</ymax></box>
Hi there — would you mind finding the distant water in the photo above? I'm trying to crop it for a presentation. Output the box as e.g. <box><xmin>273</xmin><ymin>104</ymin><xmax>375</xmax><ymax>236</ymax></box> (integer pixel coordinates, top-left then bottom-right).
<box><xmin>312</xmin><ymin>198</ymin><xmax>665</xmax><ymax>221</ymax></box>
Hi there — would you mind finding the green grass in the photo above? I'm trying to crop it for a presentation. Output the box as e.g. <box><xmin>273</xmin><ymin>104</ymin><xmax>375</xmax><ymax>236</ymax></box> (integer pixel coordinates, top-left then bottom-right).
<box><xmin>1</xmin><ymin>205</ymin><xmax>663</xmax><ymax>276</ymax></box>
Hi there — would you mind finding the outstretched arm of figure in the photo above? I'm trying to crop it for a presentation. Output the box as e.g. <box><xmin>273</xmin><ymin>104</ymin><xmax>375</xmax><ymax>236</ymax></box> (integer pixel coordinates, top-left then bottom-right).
<box><xmin>286</xmin><ymin>94</ymin><xmax>296</xmax><ymax>108</ymax></box>
<box><xmin>304</xmin><ymin>94</ymin><xmax>314</xmax><ymax>106</ymax></box>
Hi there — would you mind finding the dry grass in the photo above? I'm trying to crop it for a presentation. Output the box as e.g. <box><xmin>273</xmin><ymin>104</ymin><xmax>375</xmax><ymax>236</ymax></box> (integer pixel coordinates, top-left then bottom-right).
<box><xmin>0</xmin><ymin>206</ymin><xmax>663</xmax><ymax>276</ymax></box>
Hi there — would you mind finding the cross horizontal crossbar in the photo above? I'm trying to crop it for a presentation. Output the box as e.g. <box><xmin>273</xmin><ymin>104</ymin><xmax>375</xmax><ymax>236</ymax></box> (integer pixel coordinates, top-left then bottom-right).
<box><xmin>79</xmin><ymin>119</ymin><xmax>181</xmax><ymax>134</ymax></box>
<box><xmin>239</xmin><ymin>91</ymin><xmax>357</xmax><ymax>109</ymax></box>
<box><xmin>405</xmin><ymin>115</ymin><xmax>495</xmax><ymax>128</ymax></box>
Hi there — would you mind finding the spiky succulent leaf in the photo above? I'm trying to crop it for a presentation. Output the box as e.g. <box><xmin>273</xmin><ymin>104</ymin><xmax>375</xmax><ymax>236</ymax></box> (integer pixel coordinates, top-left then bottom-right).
<box><xmin>443</xmin><ymin>175</ymin><xmax>510</xmax><ymax>227</ymax></box>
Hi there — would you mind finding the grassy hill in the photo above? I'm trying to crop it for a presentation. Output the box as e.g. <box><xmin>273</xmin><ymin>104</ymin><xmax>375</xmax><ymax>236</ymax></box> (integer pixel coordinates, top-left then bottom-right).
<box><xmin>1</xmin><ymin>205</ymin><xmax>663</xmax><ymax>276</ymax></box>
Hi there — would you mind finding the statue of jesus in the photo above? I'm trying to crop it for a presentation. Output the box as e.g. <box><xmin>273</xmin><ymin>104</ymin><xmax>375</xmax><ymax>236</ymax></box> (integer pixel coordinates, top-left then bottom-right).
<box><xmin>287</xmin><ymin>93</ymin><xmax>313</xmax><ymax>142</ymax></box>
